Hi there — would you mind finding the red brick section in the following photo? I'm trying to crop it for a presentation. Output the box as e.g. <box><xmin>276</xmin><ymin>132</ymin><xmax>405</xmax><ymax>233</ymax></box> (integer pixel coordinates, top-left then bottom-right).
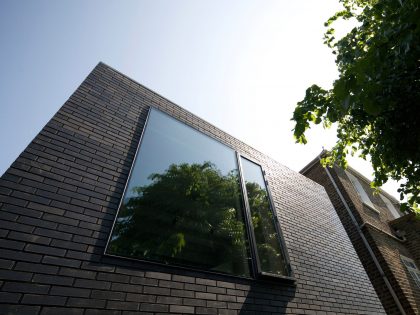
<box><xmin>390</xmin><ymin>214</ymin><xmax>420</xmax><ymax>270</ymax></box>
<box><xmin>302</xmin><ymin>160</ymin><xmax>420</xmax><ymax>314</ymax></box>
<box><xmin>390</xmin><ymin>214</ymin><xmax>420</xmax><ymax>309</ymax></box>
<box><xmin>0</xmin><ymin>62</ymin><xmax>385</xmax><ymax>314</ymax></box>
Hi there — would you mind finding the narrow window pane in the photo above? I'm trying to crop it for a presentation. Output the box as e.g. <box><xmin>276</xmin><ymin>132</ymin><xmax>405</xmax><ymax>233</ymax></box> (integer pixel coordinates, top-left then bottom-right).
<box><xmin>379</xmin><ymin>194</ymin><xmax>401</xmax><ymax>219</ymax></box>
<box><xmin>107</xmin><ymin>109</ymin><xmax>251</xmax><ymax>277</ymax></box>
<box><xmin>345</xmin><ymin>171</ymin><xmax>377</xmax><ymax>211</ymax></box>
<box><xmin>240</xmin><ymin>157</ymin><xmax>287</xmax><ymax>276</ymax></box>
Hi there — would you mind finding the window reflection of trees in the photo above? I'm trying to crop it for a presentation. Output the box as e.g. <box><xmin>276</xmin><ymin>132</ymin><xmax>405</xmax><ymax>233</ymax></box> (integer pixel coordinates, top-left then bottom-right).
<box><xmin>109</xmin><ymin>162</ymin><xmax>250</xmax><ymax>277</ymax></box>
<box><xmin>245</xmin><ymin>181</ymin><xmax>287</xmax><ymax>276</ymax></box>
<box><xmin>108</xmin><ymin>161</ymin><xmax>286</xmax><ymax>277</ymax></box>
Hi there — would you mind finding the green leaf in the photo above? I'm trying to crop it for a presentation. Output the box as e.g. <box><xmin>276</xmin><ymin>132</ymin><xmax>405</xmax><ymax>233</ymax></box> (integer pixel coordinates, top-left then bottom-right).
<box><xmin>363</xmin><ymin>99</ymin><xmax>382</xmax><ymax>116</ymax></box>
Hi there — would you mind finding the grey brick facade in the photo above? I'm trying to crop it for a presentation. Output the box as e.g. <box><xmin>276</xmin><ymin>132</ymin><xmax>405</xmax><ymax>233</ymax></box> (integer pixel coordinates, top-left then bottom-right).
<box><xmin>301</xmin><ymin>155</ymin><xmax>420</xmax><ymax>314</ymax></box>
<box><xmin>0</xmin><ymin>62</ymin><xmax>385</xmax><ymax>314</ymax></box>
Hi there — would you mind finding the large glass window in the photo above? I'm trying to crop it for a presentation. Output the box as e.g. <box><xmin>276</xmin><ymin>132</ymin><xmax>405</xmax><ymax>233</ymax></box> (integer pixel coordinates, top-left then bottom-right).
<box><xmin>107</xmin><ymin>109</ymin><xmax>251</xmax><ymax>277</ymax></box>
<box><xmin>106</xmin><ymin>108</ymin><xmax>290</xmax><ymax>279</ymax></box>
<box><xmin>240</xmin><ymin>157</ymin><xmax>288</xmax><ymax>276</ymax></box>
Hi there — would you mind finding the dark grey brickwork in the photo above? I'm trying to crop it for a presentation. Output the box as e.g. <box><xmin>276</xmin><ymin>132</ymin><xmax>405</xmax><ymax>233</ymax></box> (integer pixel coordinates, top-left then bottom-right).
<box><xmin>0</xmin><ymin>62</ymin><xmax>385</xmax><ymax>314</ymax></box>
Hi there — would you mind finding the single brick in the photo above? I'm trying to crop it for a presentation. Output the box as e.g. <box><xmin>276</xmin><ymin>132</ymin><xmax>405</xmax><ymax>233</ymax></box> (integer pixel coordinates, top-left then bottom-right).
<box><xmin>40</xmin><ymin>307</ymin><xmax>84</xmax><ymax>315</ymax></box>
<box><xmin>169</xmin><ymin>305</ymin><xmax>195</xmax><ymax>314</ymax></box>
<box><xmin>217</xmin><ymin>294</ymin><xmax>236</xmax><ymax>302</ymax></box>
<box><xmin>0</xmin><ymin>304</ymin><xmax>41</xmax><ymax>315</ymax></box>
<box><xmin>22</xmin><ymin>294</ymin><xmax>66</xmax><ymax>306</ymax></box>
<box><xmin>2</xmin><ymin>282</ymin><xmax>50</xmax><ymax>294</ymax></box>
<box><xmin>33</xmin><ymin>274</ymin><xmax>74</xmax><ymax>286</ymax></box>
<box><xmin>91</xmin><ymin>290</ymin><xmax>125</xmax><ymax>301</ymax></box>
<box><xmin>0</xmin><ymin>292</ymin><xmax>22</xmax><ymax>303</ymax></box>
<box><xmin>0</xmin><ymin>269</ymin><xmax>33</xmax><ymax>282</ymax></box>
<box><xmin>67</xmin><ymin>297</ymin><xmax>106</xmax><ymax>308</ymax></box>
<box><xmin>156</xmin><ymin>295</ymin><xmax>182</xmax><ymax>305</ymax></box>
<box><xmin>183</xmin><ymin>297</ymin><xmax>206</xmax><ymax>307</ymax></box>
<box><xmin>107</xmin><ymin>301</ymin><xmax>139</xmax><ymax>311</ymax></box>
<box><xmin>196</xmin><ymin>292</ymin><xmax>217</xmax><ymax>300</ymax></box>
<box><xmin>139</xmin><ymin>303</ymin><xmax>169</xmax><ymax>312</ymax></box>
<box><xmin>74</xmin><ymin>279</ymin><xmax>110</xmax><ymax>290</ymax></box>
<box><xmin>0</xmin><ymin>248</ymin><xmax>42</xmax><ymax>263</ymax></box>
<box><xmin>25</xmin><ymin>244</ymin><xmax>66</xmax><ymax>257</ymax></box>
<box><xmin>59</xmin><ymin>267</ymin><xmax>96</xmax><ymax>279</ymax></box>
<box><xmin>195</xmin><ymin>307</ymin><xmax>218</xmax><ymax>315</ymax></box>
<box><xmin>50</xmin><ymin>285</ymin><xmax>90</xmax><ymax>297</ymax></box>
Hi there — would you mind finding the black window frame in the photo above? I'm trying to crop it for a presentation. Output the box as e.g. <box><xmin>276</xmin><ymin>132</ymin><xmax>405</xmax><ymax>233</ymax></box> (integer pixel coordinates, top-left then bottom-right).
<box><xmin>104</xmin><ymin>106</ymin><xmax>294</xmax><ymax>282</ymax></box>
<box><xmin>237</xmin><ymin>154</ymin><xmax>294</xmax><ymax>280</ymax></box>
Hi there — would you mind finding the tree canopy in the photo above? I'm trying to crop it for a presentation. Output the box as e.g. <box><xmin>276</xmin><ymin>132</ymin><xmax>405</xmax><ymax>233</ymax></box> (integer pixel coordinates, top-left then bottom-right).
<box><xmin>292</xmin><ymin>0</ymin><xmax>420</xmax><ymax>213</ymax></box>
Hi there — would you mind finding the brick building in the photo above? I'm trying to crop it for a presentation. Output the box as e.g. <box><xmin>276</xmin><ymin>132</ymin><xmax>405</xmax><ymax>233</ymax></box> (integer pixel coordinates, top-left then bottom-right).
<box><xmin>0</xmin><ymin>63</ymin><xmax>386</xmax><ymax>314</ymax></box>
<box><xmin>301</xmin><ymin>153</ymin><xmax>420</xmax><ymax>315</ymax></box>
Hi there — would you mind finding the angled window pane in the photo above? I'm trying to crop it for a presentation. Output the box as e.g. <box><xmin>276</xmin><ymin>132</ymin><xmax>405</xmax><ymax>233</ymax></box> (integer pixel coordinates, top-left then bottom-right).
<box><xmin>379</xmin><ymin>194</ymin><xmax>401</xmax><ymax>219</ymax></box>
<box><xmin>240</xmin><ymin>157</ymin><xmax>287</xmax><ymax>276</ymax></box>
<box><xmin>107</xmin><ymin>109</ymin><xmax>251</xmax><ymax>277</ymax></box>
<box><xmin>345</xmin><ymin>171</ymin><xmax>377</xmax><ymax>211</ymax></box>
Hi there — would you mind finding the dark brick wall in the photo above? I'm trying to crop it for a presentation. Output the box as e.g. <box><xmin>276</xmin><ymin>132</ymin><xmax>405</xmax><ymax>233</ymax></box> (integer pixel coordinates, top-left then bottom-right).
<box><xmin>0</xmin><ymin>62</ymin><xmax>385</xmax><ymax>314</ymax></box>
<box><xmin>302</xmin><ymin>161</ymin><xmax>420</xmax><ymax>314</ymax></box>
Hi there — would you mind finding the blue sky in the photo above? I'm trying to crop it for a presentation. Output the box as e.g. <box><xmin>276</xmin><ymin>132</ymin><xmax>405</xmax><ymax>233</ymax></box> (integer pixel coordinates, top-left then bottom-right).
<box><xmin>0</xmin><ymin>0</ymin><xmax>401</xmax><ymax>199</ymax></box>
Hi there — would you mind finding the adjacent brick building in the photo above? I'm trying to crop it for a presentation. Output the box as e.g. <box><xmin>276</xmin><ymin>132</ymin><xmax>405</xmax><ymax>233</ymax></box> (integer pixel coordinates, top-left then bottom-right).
<box><xmin>301</xmin><ymin>153</ymin><xmax>420</xmax><ymax>315</ymax></box>
<box><xmin>0</xmin><ymin>62</ymin><xmax>386</xmax><ymax>314</ymax></box>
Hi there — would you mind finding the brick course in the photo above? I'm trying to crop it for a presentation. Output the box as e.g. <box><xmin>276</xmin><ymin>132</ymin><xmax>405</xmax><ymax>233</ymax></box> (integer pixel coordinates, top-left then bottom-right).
<box><xmin>302</xmin><ymin>159</ymin><xmax>420</xmax><ymax>314</ymax></box>
<box><xmin>0</xmin><ymin>62</ymin><xmax>385</xmax><ymax>314</ymax></box>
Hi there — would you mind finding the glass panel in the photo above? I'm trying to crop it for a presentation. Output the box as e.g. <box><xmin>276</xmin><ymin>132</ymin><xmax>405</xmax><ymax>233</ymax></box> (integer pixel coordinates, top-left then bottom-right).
<box><xmin>240</xmin><ymin>157</ymin><xmax>287</xmax><ymax>276</ymax></box>
<box><xmin>380</xmin><ymin>194</ymin><xmax>401</xmax><ymax>219</ymax></box>
<box><xmin>107</xmin><ymin>109</ymin><xmax>251</xmax><ymax>277</ymax></box>
<box><xmin>345</xmin><ymin>171</ymin><xmax>377</xmax><ymax>211</ymax></box>
<box><xmin>402</xmin><ymin>257</ymin><xmax>418</xmax><ymax>269</ymax></box>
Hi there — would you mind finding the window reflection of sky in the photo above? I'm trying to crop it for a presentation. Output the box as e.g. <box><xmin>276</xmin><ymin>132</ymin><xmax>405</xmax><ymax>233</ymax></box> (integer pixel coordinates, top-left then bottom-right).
<box><xmin>125</xmin><ymin>109</ymin><xmax>237</xmax><ymax>199</ymax></box>
<box><xmin>241</xmin><ymin>157</ymin><xmax>266</xmax><ymax>188</ymax></box>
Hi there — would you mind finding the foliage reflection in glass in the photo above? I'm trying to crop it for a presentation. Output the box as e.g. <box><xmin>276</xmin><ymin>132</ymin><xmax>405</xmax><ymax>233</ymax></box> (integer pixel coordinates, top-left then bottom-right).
<box><xmin>107</xmin><ymin>109</ymin><xmax>251</xmax><ymax>277</ymax></box>
<box><xmin>240</xmin><ymin>157</ymin><xmax>287</xmax><ymax>276</ymax></box>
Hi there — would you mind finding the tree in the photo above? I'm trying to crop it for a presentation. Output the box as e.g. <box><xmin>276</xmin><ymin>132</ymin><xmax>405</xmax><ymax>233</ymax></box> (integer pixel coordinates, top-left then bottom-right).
<box><xmin>292</xmin><ymin>0</ymin><xmax>420</xmax><ymax>213</ymax></box>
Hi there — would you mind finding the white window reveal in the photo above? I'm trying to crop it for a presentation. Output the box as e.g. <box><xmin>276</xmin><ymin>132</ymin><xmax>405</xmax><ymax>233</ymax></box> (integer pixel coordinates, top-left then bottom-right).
<box><xmin>401</xmin><ymin>255</ymin><xmax>420</xmax><ymax>289</ymax></box>
<box><xmin>345</xmin><ymin>170</ymin><xmax>378</xmax><ymax>213</ymax></box>
<box><xmin>380</xmin><ymin>194</ymin><xmax>401</xmax><ymax>219</ymax></box>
